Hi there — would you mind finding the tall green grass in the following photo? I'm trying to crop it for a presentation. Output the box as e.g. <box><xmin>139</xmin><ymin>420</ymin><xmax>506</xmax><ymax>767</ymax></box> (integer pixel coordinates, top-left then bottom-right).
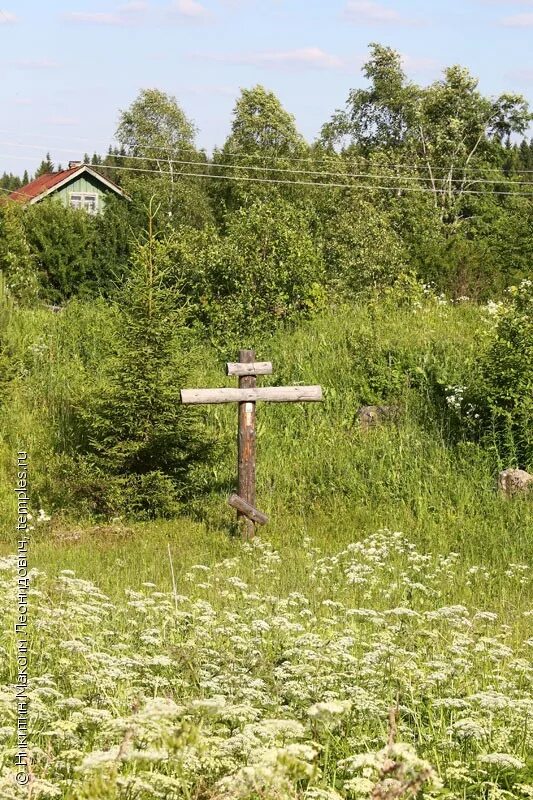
<box><xmin>1</xmin><ymin>294</ymin><xmax>532</xmax><ymax>799</ymax></box>
<box><xmin>0</xmin><ymin>294</ymin><xmax>530</xmax><ymax>620</ymax></box>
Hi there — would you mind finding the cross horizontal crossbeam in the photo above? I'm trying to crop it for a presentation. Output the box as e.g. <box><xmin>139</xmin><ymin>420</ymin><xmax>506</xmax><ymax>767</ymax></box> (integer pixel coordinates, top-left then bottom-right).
<box><xmin>180</xmin><ymin>386</ymin><xmax>323</xmax><ymax>405</ymax></box>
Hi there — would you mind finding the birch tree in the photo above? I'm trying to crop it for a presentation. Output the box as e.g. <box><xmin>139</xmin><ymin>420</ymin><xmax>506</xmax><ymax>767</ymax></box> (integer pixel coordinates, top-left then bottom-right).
<box><xmin>116</xmin><ymin>89</ymin><xmax>210</xmax><ymax>225</ymax></box>
<box><xmin>321</xmin><ymin>44</ymin><xmax>531</xmax><ymax>224</ymax></box>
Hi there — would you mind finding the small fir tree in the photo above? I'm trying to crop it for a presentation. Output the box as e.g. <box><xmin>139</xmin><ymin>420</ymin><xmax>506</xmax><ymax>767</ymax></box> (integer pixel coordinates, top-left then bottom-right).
<box><xmin>34</xmin><ymin>153</ymin><xmax>54</xmax><ymax>177</ymax></box>
<box><xmin>79</xmin><ymin>204</ymin><xmax>212</xmax><ymax>518</ymax></box>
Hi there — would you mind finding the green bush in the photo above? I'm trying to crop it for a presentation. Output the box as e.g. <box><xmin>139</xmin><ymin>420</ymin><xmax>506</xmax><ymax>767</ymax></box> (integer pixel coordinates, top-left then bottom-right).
<box><xmin>0</xmin><ymin>273</ymin><xmax>16</xmax><ymax>405</ymax></box>
<box><xmin>175</xmin><ymin>198</ymin><xmax>325</xmax><ymax>346</ymax></box>
<box><xmin>474</xmin><ymin>280</ymin><xmax>533</xmax><ymax>468</ymax></box>
<box><xmin>0</xmin><ymin>202</ymin><xmax>39</xmax><ymax>303</ymax></box>
<box><xmin>23</xmin><ymin>200</ymin><xmax>133</xmax><ymax>303</ymax></box>
<box><xmin>319</xmin><ymin>193</ymin><xmax>407</xmax><ymax>294</ymax></box>
<box><xmin>22</xmin><ymin>202</ymin><xmax>98</xmax><ymax>302</ymax></box>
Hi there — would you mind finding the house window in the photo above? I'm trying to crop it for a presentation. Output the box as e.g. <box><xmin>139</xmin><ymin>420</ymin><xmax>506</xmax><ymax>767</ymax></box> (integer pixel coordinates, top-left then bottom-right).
<box><xmin>69</xmin><ymin>192</ymin><xmax>98</xmax><ymax>214</ymax></box>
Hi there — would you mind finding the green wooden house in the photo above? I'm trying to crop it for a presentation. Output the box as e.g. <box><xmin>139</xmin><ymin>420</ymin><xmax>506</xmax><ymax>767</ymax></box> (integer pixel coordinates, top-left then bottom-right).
<box><xmin>9</xmin><ymin>161</ymin><xmax>128</xmax><ymax>214</ymax></box>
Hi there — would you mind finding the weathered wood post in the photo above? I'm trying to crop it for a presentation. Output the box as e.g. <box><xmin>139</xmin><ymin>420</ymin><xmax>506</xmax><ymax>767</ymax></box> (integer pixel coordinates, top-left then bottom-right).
<box><xmin>237</xmin><ymin>349</ymin><xmax>256</xmax><ymax>540</ymax></box>
<box><xmin>181</xmin><ymin>352</ymin><xmax>322</xmax><ymax>540</ymax></box>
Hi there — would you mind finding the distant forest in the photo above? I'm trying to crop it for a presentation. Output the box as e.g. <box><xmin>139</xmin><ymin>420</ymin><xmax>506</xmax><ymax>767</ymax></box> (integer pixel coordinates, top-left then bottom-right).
<box><xmin>1</xmin><ymin>43</ymin><xmax>532</xmax><ymax>310</ymax></box>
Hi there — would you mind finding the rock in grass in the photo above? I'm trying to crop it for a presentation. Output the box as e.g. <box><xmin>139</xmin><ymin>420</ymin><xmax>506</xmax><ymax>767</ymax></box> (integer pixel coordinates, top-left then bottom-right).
<box><xmin>497</xmin><ymin>468</ymin><xmax>533</xmax><ymax>497</ymax></box>
<box><xmin>356</xmin><ymin>405</ymin><xmax>399</xmax><ymax>431</ymax></box>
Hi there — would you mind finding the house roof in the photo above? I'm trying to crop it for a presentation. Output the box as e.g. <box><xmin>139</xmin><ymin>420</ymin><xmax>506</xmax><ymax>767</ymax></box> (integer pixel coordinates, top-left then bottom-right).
<box><xmin>9</xmin><ymin>164</ymin><xmax>128</xmax><ymax>204</ymax></box>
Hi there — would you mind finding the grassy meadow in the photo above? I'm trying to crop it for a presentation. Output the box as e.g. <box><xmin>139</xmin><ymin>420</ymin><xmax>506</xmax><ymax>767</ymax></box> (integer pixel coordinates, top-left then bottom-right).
<box><xmin>0</xmin><ymin>292</ymin><xmax>532</xmax><ymax>798</ymax></box>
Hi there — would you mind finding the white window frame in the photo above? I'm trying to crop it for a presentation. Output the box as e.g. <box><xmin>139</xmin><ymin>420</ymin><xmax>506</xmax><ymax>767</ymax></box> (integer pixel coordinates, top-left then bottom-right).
<box><xmin>69</xmin><ymin>191</ymin><xmax>98</xmax><ymax>214</ymax></box>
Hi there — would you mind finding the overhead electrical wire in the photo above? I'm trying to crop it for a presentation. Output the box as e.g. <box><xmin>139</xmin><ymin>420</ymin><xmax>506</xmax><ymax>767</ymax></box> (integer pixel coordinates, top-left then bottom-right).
<box><xmin>1</xmin><ymin>127</ymin><xmax>533</xmax><ymax>177</ymax></box>
<box><xmin>1</xmin><ymin>159</ymin><xmax>532</xmax><ymax>197</ymax></box>
<box><xmin>2</xmin><ymin>145</ymin><xmax>533</xmax><ymax>189</ymax></box>
<box><xmin>76</xmin><ymin>161</ymin><xmax>533</xmax><ymax>196</ymax></box>
<box><xmin>89</xmin><ymin>154</ymin><xmax>533</xmax><ymax>187</ymax></box>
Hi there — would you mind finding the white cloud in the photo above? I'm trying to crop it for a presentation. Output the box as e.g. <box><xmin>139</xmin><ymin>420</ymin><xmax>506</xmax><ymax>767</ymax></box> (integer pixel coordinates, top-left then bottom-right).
<box><xmin>119</xmin><ymin>1</ymin><xmax>149</xmax><ymax>10</ymax></box>
<box><xmin>0</xmin><ymin>10</ymin><xmax>17</xmax><ymax>23</ymax></box>
<box><xmin>12</xmin><ymin>59</ymin><xmax>60</xmax><ymax>69</ymax></box>
<box><xmin>199</xmin><ymin>47</ymin><xmax>344</xmax><ymax>70</ymax></box>
<box><xmin>64</xmin><ymin>2</ymin><xmax>210</xmax><ymax>27</ymax></box>
<box><xmin>180</xmin><ymin>83</ymin><xmax>236</xmax><ymax>96</ymax></box>
<box><xmin>173</xmin><ymin>0</ymin><xmax>210</xmax><ymax>18</ymax></box>
<box><xmin>343</xmin><ymin>1</ymin><xmax>421</xmax><ymax>25</ymax></box>
<box><xmin>506</xmin><ymin>67</ymin><xmax>533</xmax><ymax>82</ymax></box>
<box><xmin>64</xmin><ymin>11</ymin><xmax>125</xmax><ymax>25</ymax></box>
<box><xmin>501</xmin><ymin>11</ymin><xmax>533</xmax><ymax>24</ymax></box>
<box><xmin>64</xmin><ymin>4</ymin><xmax>152</xmax><ymax>25</ymax></box>
<box><xmin>479</xmin><ymin>1</ymin><xmax>533</xmax><ymax>5</ymax></box>
<box><xmin>46</xmin><ymin>116</ymin><xmax>80</xmax><ymax>126</ymax></box>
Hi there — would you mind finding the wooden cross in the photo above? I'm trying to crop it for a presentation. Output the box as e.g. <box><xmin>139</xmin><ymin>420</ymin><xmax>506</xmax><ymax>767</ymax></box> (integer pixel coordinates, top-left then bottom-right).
<box><xmin>181</xmin><ymin>349</ymin><xmax>323</xmax><ymax>540</ymax></box>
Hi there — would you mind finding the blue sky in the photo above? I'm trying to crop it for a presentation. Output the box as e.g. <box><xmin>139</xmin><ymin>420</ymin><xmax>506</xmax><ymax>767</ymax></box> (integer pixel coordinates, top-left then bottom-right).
<box><xmin>1</xmin><ymin>0</ymin><xmax>532</xmax><ymax>176</ymax></box>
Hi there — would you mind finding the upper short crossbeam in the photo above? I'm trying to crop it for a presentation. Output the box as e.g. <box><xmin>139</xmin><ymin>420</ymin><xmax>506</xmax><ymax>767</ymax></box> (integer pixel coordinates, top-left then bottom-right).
<box><xmin>226</xmin><ymin>361</ymin><xmax>273</xmax><ymax>377</ymax></box>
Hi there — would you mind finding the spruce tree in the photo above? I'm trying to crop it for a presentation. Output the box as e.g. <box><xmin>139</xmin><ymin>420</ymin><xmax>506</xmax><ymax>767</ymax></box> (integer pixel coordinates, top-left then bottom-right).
<box><xmin>34</xmin><ymin>153</ymin><xmax>54</xmax><ymax>177</ymax></box>
<box><xmin>518</xmin><ymin>139</ymin><xmax>533</xmax><ymax>171</ymax></box>
<box><xmin>79</xmin><ymin>204</ymin><xmax>212</xmax><ymax>518</ymax></box>
<box><xmin>0</xmin><ymin>172</ymin><xmax>21</xmax><ymax>191</ymax></box>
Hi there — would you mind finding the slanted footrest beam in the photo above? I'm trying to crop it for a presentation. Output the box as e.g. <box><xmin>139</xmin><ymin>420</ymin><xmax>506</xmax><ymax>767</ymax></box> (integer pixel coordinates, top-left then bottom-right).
<box><xmin>228</xmin><ymin>494</ymin><xmax>269</xmax><ymax>525</ymax></box>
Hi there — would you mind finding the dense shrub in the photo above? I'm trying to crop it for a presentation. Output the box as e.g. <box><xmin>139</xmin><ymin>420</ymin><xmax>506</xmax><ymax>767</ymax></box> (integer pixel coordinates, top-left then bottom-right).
<box><xmin>175</xmin><ymin>198</ymin><xmax>325</xmax><ymax>346</ymax></box>
<box><xmin>22</xmin><ymin>202</ymin><xmax>99</xmax><ymax>302</ymax></box>
<box><xmin>474</xmin><ymin>280</ymin><xmax>533</xmax><ymax>468</ymax></box>
<box><xmin>22</xmin><ymin>200</ymin><xmax>133</xmax><ymax>302</ymax></box>
<box><xmin>319</xmin><ymin>193</ymin><xmax>407</xmax><ymax>294</ymax></box>
<box><xmin>0</xmin><ymin>274</ymin><xmax>16</xmax><ymax>405</ymax></box>
<box><xmin>0</xmin><ymin>202</ymin><xmax>39</xmax><ymax>303</ymax></box>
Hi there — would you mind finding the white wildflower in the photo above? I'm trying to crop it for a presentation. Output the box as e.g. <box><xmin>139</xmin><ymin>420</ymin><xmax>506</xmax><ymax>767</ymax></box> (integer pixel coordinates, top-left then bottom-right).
<box><xmin>308</xmin><ymin>700</ymin><xmax>352</xmax><ymax>720</ymax></box>
<box><xmin>474</xmin><ymin>611</ymin><xmax>498</xmax><ymax>622</ymax></box>
<box><xmin>478</xmin><ymin>753</ymin><xmax>525</xmax><ymax>770</ymax></box>
<box><xmin>79</xmin><ymin>745</ymin><xmax>123</xmax><ymax>771</ymax></box>
<box><xmin>450</xmin><ymin>718</ymin><xmax>489</xmax><ymax>740</ymax></box>
<box><xmin>516</xmin><ymin>785</ymin><xmax>533</xmax><ymax>798</ymax></box>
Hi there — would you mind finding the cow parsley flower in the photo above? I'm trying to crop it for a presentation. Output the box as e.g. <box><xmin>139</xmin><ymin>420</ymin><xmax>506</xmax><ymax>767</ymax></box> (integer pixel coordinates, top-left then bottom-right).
<box><xmin>308</xmin><ymin>700</ymin><xmax>352</xmax><ymax>720</ymax></box>
<box><xmin>479</xmin><ymin>753</ymin><xmax>525</xmax><ymax>770</ymax></box>
<box><xmin>450</xmin><ymin>718</ymin><xmax>489</xmax><ymax>741</ymax></box>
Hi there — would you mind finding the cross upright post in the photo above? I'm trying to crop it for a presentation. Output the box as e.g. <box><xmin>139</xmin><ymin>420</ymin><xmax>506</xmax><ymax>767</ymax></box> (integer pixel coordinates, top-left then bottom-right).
<box><xmin>237</xmin><ymin>349</ymin><xmax>256</xmax><ymax>540</ymax></box>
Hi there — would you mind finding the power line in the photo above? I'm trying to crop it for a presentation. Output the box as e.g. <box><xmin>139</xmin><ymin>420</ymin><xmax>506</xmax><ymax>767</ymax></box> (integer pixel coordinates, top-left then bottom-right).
<box><xmin>1</xmin><ymin>157</ymin><xmax>532</xmax><ymax>197</ymax></box>
<box><xmin>1</xmin><ymin>127</ymin><xmax>533</xmax><ymax>177</ymax></box>
<box><xmin>81</xmin><ymin>154</ymin><xmax>533</xmax><ymax>187</ymax></box>
<box><xmin>1</xmin><ymin>163</ymin><xmax>531</xmax><ymax>199</ymax></box>
<box><xmin>2</xmin><ymin>144</ymin><xmax>533</xmax><ymax>188</ymax></box>
<box><xmin>75</xmin><ymin>160</ymin><xmax>533</xmax><ymax>197</ymax></box>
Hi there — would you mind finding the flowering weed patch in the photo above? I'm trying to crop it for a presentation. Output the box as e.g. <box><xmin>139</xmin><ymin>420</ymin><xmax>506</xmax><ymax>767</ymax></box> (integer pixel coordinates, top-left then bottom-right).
<box><xmin>0</xmin><ymin>531</ymin><xmax>532</xmax><ymax>799</ymax></box>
